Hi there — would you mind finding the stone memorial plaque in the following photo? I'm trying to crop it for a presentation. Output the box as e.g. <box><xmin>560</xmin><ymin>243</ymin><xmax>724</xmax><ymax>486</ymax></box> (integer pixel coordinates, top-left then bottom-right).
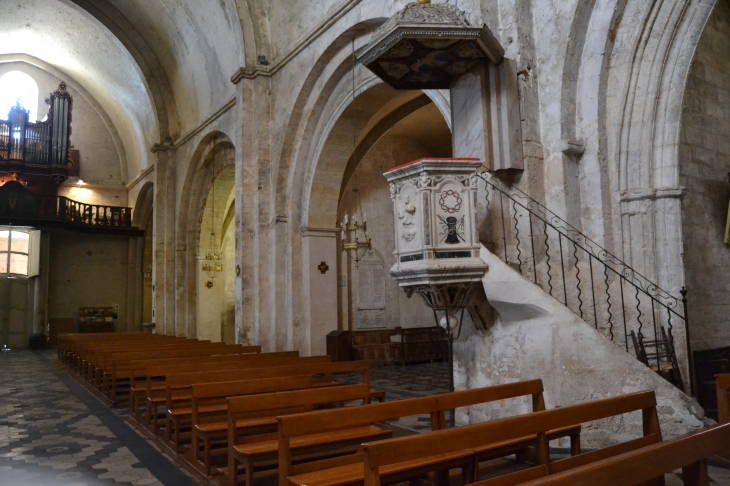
<box><xmin>357</xmin><ymin>254</ymin><xmax>386</xmax><ymax>310</ymax></box>
<box><xmin>356</xmin><ymin>310</ymin><xmax>387</xmax><ymax>329</ymax></box>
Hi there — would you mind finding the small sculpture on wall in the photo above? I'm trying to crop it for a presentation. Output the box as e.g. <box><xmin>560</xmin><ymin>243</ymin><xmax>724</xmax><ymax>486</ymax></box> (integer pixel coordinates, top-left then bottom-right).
<box><xmin>398</xmin><ymin>194</ymin><xmax>417</xmax><ymax>242</ymax></box>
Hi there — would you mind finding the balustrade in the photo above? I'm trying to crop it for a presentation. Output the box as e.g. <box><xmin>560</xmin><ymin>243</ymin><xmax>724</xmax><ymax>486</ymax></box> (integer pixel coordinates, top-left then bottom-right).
<box><xmin>479</xmin><ymin>171</ymin><xmax>693</xmax><ymax>394</ymax></box>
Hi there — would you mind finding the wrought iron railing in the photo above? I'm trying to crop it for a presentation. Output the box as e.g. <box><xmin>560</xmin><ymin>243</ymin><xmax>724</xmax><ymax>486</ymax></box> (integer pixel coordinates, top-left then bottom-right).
<box><xmin>478</xmin><ymin>171</ymin><xmax>691</xmax><ymax>392</ymax></box>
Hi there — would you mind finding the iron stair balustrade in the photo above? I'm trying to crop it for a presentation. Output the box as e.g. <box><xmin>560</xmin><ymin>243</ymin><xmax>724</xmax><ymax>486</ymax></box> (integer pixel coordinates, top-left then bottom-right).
<box><xmin>478</xmin><ymin>170</ymin><xmax>693</xmax><ymax>394</ymax></box>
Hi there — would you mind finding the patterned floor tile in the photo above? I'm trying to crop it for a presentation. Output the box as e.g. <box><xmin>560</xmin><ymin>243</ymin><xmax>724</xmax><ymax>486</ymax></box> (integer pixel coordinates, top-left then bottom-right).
<box><xmin>0</xmin><ymin>350</ymin><xmax>197</xmax><ymax>486</ymax></box>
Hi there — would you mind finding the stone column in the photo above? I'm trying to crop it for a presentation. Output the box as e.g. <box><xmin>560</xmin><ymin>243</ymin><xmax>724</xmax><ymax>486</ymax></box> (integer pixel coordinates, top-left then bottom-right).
<box><xmin>450</xmin><ymin>61</ymin><xmax>523</xmax><ymax>171</ymax></box>
<box><xmin>233</xmin><ymin>72</ymin><xmax>267</xmax><ymax>349</ymax></box>
<box><xmin>152</xmin><ymin>144</ymin><xmax>176</xmax><ymax>335</ymax></box>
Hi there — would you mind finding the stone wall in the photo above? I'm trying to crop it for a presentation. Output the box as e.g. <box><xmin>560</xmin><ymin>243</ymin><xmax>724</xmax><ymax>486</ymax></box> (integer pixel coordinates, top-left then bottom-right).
<box><xmin>680</xmin><ymin>0</ymin><xmax>730</xmax><ymax>352</ymax></box>
<box><xmin>47</xmin><ymin>230</ymin><xmax>133</xmax><ymax>333</ymax></box>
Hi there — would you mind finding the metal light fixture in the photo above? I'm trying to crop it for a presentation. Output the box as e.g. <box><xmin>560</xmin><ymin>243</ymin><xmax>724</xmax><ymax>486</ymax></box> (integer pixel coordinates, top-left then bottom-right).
<box><xmin>339</xmin><ymin>38</ymin><xmax>372</xmax><ymax>263</ymax></box>
<box><xmin>202</xmin><ymin>161</ymin><xmax>222</xmax><ymax>280</ymax></box>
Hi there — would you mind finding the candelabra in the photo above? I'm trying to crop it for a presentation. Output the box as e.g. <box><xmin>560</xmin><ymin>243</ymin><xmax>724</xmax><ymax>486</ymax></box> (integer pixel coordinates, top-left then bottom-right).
<box><xmin>339</xmin><ymin>206</ymin><xmax>372</xmax><ymax>263</ymax></box>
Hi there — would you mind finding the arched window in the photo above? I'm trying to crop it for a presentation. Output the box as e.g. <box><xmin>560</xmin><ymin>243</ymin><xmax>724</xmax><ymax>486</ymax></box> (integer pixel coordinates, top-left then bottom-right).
<box><xmin>0</xmin><ymin>71</ymin><xmax>39</xmax><ymax>121</ymax></box>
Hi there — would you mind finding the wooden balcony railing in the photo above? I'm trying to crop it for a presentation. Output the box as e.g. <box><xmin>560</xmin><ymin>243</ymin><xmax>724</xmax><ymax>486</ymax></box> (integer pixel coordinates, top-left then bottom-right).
<box><xmin>0</xmin><ymin>181</ymin><xmax>137</xmax><ymax>234</ymax></box>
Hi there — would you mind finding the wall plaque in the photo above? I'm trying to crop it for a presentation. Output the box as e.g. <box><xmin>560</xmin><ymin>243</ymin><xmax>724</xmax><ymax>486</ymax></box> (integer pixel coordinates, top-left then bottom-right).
<box><xmin>356</xmin><ymin>253</ymin><xmax>386</xmax><ymax>310</ymax></box>
<box><xmin>356</xmin><ymin>310</ymin><xmax>387</xmax><ymax>329</ymax></box>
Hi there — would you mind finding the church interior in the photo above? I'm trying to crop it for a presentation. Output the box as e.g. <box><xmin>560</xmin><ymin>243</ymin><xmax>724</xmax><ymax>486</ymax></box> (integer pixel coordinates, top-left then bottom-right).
<box><xmin>3</xmin><ymin>0</ymin><xmax>730</xmax><ymax>484</ymax></box>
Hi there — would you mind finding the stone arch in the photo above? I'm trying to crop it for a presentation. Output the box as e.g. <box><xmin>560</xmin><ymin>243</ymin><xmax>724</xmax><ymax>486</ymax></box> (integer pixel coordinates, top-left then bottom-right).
<box><xmin>133</xmin><ymin>181</ymin><xmax>154</xmax><ymax>229</ymax></box>
<box><xmin>132</xmin><ymin>181</ymin><xmax>154</xmax><ymax>328</ymax></box>
<box><xmin>279</xmin><ymin>46</ymin><xmax>453</xmax><ymax>352</ymax></box>
<box><xmin>176</xmin><ymin>131</ymin><xmax>235</xmax><ymax>338</ymax></box>
<box><xmin>605</xmin><ymin>0</ymin><xmax>714</xmax><ymax>284</ymax></box>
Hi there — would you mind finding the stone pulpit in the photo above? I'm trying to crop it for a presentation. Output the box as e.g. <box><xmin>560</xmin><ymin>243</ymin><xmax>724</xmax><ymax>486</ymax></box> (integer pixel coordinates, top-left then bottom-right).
<box><xmin>384</xmin><ymin>158</ymin><xmax>487</xmax><ymax>308</ymax></box>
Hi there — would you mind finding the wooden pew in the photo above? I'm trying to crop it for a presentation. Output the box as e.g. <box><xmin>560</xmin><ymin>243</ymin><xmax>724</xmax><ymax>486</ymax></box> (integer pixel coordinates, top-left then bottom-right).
<box><xmin>357</xmin><ymin>391</ymin><xmax>662</xmax><ymax>486</ymax></box>
<box><xmin>58</xmin><ymin>332</ymin><xmax>152</xmax><ymax>363</ymax></box>
<box><xmin>128</xmin><ymin>351</ymin><xmax>300</xmax><ymax>422</ymax></box>
<box><xmin>76</xmin><ymin>336</ymin><xmax>193</xmax><ymax>378</ymax></box>
<box><xmin>492</xmin><ymin>423</ymin><xmax>730</xmax><ymax>486</ymax></box>
<box><xmin>61</xmin><ymin>334</ymin><xmax>179</xmax><ymax>373</ymax></box>
<box><xmin>226</xmin><ymin>383</ymin><xmax>377</xmax><ymax>486</ymax></box>
<box><xmin>159</xmin><ymin>360</ymin><xmax>370</xmax><ymax>444</ymax></box>
<box><xmin>85</xmin><ymin>339</ymin><xmax>209</xmax><ymax>384</ymax></box>
<box><xmin>105</xmin><ymin>345</ymin><xmax>256</xmax><ymax>404</ymax></box>
<box><xmin>279</xmin><ymin>380</ymin><xmax>581</xmax><ymax>486</ymax></box>
<box><xmin>157</xmin><ymin>357</ymin><xmax>334</xmax><ymax>448</ymax></box>
<box><xmin>146</xmin><ymin>356</ymin><xmax>333</xmax><ymax>435</ymax></box>
<box><xmin>716</xmin><ymin>373</ymin><xmax>730</xmax><ymax>424</ymax></box>
<box><xmin>187</xmin><ymin>375</ymin><xmax>319</xmax><ymax>475</ymax></box>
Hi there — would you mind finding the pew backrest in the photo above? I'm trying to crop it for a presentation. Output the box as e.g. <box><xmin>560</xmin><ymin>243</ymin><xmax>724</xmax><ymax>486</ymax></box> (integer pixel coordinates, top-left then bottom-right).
<box><xmin>165</xmin><ymin>359</ymin><xmax>366</xmax><ymax>394</ymax></box>
<box><xmin>360</xmin><ymin>391</ymin><xmax>660</xmax><ymax>486</ymax></box>
<box><xmin>502</xmin><ymin>423</ymin><xmax>730</xmax><ymax>486</ymax></box>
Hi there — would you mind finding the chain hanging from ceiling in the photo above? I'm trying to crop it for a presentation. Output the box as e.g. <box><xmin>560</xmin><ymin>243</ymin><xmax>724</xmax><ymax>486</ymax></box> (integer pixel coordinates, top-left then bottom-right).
<box><xmin>202</xmin><ymin>161</ymin><xmax>222</xmax><ymax>280</ymax></box>
<box><xmin>339</xmin><ymin>37</ymin><xmax>372</xmax><ymax>263</ymax></box>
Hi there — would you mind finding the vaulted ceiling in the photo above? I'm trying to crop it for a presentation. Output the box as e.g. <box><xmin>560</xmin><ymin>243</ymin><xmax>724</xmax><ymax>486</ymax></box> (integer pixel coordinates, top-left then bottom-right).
<box><xmin>0</xmin><ymin>0</ymin><xmax>253</xmax><ymax>182</ymax></box>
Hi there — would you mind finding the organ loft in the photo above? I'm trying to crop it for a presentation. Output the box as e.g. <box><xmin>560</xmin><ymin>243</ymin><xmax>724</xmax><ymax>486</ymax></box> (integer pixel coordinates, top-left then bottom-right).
<box><xmin>1</xmin><ymin>1</ymin><xmax>730</xmax><ymax>485</ymax></box>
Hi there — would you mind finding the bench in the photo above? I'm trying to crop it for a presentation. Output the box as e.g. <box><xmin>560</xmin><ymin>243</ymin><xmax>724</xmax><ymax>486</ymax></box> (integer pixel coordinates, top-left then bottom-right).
<box><xmin>188</xmin><ymin>375</ymin><xmax>318</xmax><ymax>475</ymax></box>
<box><xmin>147</xmin><ymin>356</ymin><xmax>334</xmax><ymax>437</ymax></box>
<box><xmin>160</xmin><ymin>360</ymin><xmax>374</xmax><ymax>447</ymax></box>
<box><xmin>495</xmin><ymin>423</ymin><xmax>730</xmax><ymax>486</ymax></box>
<box><xmin>280</xmin><ymin>380</ymin><xmax>581</xmax><ymax>486</ymax></box>
<box><xmin>105</xmin><ymin>344</ymin><xmax>257</xmax><ymax>404</ymax></box>
<box><xmin>84</xmin><ymin>339</ymin><xmax>210</xmax><ymax>382</ymax></box>
<box><xmin>227</xmin><ymin>383</ymin><xmax>383</xmax><ymax>486</ymax></box>
<box><xmin>128</xmin><ymin>351</ymin><xmax>300</xmax><ymax>422</ymax></box>
<box><xmin>358</xmin><ymin>391</ymin><xmax>661</xmax><ymax>486</ymax></box>
<box><xmin>58</xmin><ymin>332</ymin><xmax>167</xmax><ymax>362</ymax></box>
<box><xmin>61</xmin><ymin>334</ymin><xmax>182</xmax><ymax>375</ymax></box>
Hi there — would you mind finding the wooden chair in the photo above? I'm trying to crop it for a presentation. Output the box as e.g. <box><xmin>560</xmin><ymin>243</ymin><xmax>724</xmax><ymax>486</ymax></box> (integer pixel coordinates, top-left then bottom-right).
<box><xmin>631</xmin><ymin>328</ymin><xmax>685</xmax><ymax>391</ymax></box>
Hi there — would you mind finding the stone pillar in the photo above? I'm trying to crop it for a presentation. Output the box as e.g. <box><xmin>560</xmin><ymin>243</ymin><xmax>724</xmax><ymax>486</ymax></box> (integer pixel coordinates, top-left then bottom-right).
<box><xmin>233</xmin><ymin>73</ymin><xmax>271</xmax><ymax>349</ymax></box>
<box><xmin>152</xmin><ymin>145</ymin><xmax>176</xmax><ymax>335</ymax></box>
<box><xmin>451</xmin><ymin>61</ymin><xmax>523</xmax><ymax>172</ymax></box>
<box><xmin>301</xmin><ymin>228</ymin><xmax>339</xmax><ymax>356</ymax></box>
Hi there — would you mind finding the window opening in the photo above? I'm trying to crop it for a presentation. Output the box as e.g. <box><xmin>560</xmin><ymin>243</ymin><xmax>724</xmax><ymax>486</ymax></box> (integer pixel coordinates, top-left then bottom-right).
<box><xmin>0</xmin><ymin>227</ymin><xmax>39</xmax><ymax>277</ymax></box>
<box><xmin>0</xmin><ymin>71</ymin><xmax>39</xmax><ymax>121</ymax></box>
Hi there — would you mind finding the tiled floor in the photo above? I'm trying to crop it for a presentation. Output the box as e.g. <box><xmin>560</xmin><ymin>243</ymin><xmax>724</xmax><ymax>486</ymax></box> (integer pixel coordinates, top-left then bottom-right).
<box><xmin>2</xmin><ymin>351</ymin><xmax>730</xmax><ymax>485</ymax></box>
<box><xmin>0</xmin><ymin>350</ymin><xmax>199</xmax><ymax>486</ymax></box>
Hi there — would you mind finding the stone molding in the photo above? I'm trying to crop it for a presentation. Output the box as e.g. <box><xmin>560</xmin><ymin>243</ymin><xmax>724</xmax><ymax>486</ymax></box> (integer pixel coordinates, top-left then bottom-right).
<box><xmin>300</xmin><ymin>227</ymin><xmax>339</xmax><ymax>238</ymax></box>
<box><xmin>619</xmin><ymin>186</ymin><xmax>686</xmax><ymax>203</ymax></box>
<box><xmin>126</xmin><ymin>165</ymin><xmax>156</xmax><ymax>191</ymax></box>
<box><xmin>231</xmin><ymin>0</ymin><xmax>364</xmax><ymax>83</ymax></box>
<box><xmin>152</xmin><ymin>97</ymin><xmax>236</xmax><ymax>152</ymax></box>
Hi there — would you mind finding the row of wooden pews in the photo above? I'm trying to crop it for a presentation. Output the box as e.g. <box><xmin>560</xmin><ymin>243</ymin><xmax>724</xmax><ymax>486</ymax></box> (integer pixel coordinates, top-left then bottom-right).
<box><xmin>58</xmin><ymin>333</ymin><xmax>262</xmax><ymax>405</ymax></box>
<box><xmin>58</xmin><ymin>334</ymin><xmax>730</xmax><ymax>486</ymax></box>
